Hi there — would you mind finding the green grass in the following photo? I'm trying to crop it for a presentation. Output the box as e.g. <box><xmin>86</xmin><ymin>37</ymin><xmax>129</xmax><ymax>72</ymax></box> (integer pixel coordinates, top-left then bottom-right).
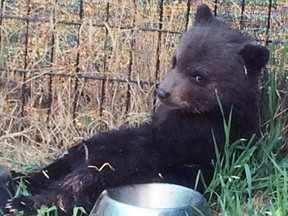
<box><xmin>206</xmin><ymin>41</ymin><xmax>288</xmax><ymax>215</ymax></box>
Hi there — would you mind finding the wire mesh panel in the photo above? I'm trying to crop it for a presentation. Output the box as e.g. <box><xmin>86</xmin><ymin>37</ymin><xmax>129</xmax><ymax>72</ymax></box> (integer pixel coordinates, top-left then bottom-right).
<box><xmin>0</xmin><ymin>0</ymin><xmax>287</xmax><ymax>147</ymax></box>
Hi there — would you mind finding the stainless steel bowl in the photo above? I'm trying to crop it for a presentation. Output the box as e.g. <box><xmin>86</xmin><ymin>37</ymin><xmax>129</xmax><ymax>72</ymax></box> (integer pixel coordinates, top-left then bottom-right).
<box><xmin>89</xmin><ymin>183</ymin><xmax>212</xmax><ymax>216</ymax></box>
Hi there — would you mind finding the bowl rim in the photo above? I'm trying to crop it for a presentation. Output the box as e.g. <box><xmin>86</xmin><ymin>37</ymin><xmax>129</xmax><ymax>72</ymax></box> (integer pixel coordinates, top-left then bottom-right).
<box><xmin>101</xmin><ymin>183</ymin><xmax>208</xmax><ymax>210</ymax></box>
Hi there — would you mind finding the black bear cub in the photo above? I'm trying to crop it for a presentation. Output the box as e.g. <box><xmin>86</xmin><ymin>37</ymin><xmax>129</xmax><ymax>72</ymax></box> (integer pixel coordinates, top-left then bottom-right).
<box><xmin>5</xmin><ymin>4</ymin><xmax>269</xmax><ymax>215</ymax></box>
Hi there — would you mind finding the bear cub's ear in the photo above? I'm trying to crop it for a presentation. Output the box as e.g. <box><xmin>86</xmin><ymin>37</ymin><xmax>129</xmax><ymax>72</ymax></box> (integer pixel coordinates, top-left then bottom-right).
<box><xmin>240</xmin><ymin>44</ymin><xmax>270</xmax><ymax>72</ymax></box>
<box><xmin>194</xmin><ymin>4</ymin><xmax>213</xmax><ymax>25</ymax></box>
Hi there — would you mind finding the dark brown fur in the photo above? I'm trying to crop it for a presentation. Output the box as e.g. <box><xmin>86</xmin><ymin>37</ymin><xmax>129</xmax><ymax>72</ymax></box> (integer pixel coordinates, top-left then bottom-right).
<box><xmin>5</xmin><ymin>4</ymin><xmax>269</xmax><ymax>216</ymax></box>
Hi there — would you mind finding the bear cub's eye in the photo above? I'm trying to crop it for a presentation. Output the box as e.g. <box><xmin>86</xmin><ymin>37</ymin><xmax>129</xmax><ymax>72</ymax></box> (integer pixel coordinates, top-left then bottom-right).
<box><xmin>189</xmin><ymin>72</ymin><xmax>204</xmax><ymax>83</ymax></box>
<box><xmin>195</xmin><ymin>75</ymin><xmax>204</xmax><ymax>82</ymax></box>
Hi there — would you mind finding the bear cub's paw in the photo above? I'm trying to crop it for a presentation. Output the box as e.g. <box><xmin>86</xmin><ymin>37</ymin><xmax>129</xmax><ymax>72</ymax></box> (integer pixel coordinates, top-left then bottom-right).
<box><xmin>5</xmin><ymin>196</ymin><xmax>39</xmax><ymax>215</ymax></box>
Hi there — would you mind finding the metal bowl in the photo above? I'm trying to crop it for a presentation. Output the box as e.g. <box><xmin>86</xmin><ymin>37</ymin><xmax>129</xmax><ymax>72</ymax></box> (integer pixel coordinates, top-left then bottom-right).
<box><xmin>89</xmin><ymin>183</ymin><xmax>212</xmax><ymax>216</ymax></box>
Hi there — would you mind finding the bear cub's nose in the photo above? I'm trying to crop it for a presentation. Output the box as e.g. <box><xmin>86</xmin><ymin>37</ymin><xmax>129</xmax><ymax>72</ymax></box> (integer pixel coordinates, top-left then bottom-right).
<box><xmin>156</xmin><ymin>87</ymin><xmax>170</xmax><ymax>101</ymax></box>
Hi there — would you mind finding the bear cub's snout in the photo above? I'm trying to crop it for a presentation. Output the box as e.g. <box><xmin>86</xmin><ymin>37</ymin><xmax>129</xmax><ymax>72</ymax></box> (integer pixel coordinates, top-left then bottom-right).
<box><xmin>156</xmin><ymin>87</ymin><xmax>170</xmax><ymax>101</ymax></box>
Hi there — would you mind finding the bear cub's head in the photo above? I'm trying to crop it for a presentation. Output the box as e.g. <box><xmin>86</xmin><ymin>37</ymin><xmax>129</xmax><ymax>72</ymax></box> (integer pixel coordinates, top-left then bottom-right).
<box><xmin>156</xmin><ymin>4</ymin><xmax>269</xmax><ymax>114</ymax></box>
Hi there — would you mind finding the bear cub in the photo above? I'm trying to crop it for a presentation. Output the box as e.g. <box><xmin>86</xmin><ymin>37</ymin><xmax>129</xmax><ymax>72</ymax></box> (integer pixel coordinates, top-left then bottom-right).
<box><xmin>5</xmin><ymin>4</ymin><xmax>269</xmax><ymax>216</ymax></box>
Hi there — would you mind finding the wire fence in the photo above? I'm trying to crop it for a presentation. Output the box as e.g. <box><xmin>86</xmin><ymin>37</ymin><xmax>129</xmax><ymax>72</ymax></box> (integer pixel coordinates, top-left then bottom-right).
<box><xmin>0</xmin><ymin>0</ymin><xmax>287</xmax><ymax>129</ymax></box>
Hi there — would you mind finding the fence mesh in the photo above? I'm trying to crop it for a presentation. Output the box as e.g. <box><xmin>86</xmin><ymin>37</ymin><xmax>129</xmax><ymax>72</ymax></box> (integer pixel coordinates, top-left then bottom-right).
<box><xmin>0</xmin><ymin>0</ymin><xmax>287</xmax><ymax>137</ymax></box>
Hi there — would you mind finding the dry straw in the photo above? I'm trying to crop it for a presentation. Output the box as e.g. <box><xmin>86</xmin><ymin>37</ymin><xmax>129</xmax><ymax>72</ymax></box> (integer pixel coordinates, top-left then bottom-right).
<box><xmin>0</xmin><ymin>0</ymin><xmax>287</xmax><ymax>168</ymax></box>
